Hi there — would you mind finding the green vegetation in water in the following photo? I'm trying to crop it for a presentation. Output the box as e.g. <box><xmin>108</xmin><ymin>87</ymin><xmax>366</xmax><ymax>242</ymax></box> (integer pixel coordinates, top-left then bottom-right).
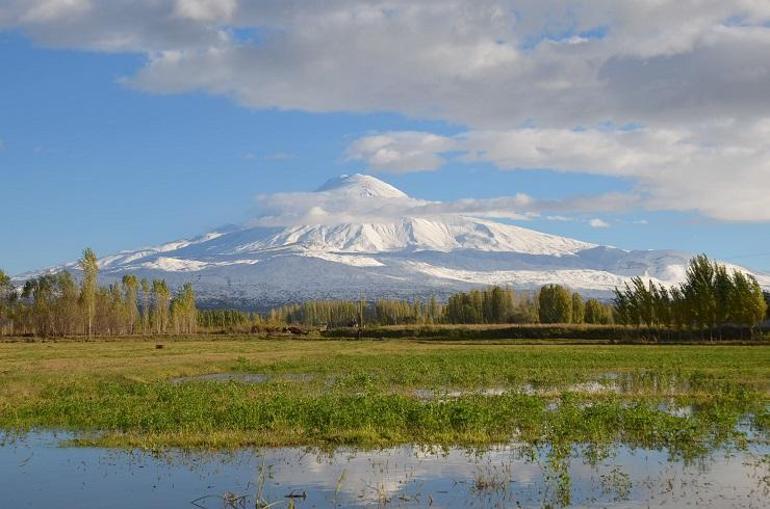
<box><xmin>0</xmin><ymin>340</ymin><xmax>768</xmax><ymax>454</ymax></box>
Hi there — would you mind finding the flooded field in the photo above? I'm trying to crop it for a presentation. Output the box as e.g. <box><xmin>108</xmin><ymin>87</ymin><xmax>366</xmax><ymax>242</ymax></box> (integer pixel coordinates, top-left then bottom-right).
<box><xmin>2</xmin><ymin>432</ymin><xmax>769</xmax><ymax>508</ymax></box>
<box><xmin>3</xmin><ymin>341</ymin><xmax>770</xmax><ymax>506</ymax></box>
<box><xmin>167</xmin><ymin>369</ymin><xmax>734</xmax><ymax>399</ymax></box>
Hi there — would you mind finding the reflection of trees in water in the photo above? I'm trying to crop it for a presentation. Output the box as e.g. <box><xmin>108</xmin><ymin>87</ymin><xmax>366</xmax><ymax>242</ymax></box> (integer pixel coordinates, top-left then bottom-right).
<box><xmin>3</xmin><ymin>433</ymin><xmax>770</xmax><ymax>508</ymax></box>
<box><xmin>176</xmin><ymin>443</ymin><xmax>770</xmax><ymax>508</ymax></box>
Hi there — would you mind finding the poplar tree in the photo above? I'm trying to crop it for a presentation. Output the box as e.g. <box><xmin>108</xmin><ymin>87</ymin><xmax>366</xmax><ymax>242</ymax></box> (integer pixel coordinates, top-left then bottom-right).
<box><xmin>122</xmin><ymin>275</ymin><xmax>139</xmax><ymax>334</ymax></box>
<box><xmin>571</xmin><ymin>292</ymin><xmax>585</xmax><ymax>324</ymax></box>
<box><xmin>22</xmin><ymin>275</ymin><xmax>57</xmax><ymax>337</ymax></box>
<box><xmin>682</xmin><ymin>254</ymin><xmax>716</xmax><ymax>330</ymax></box>
<box><xmin>613</xmin><ymin>255</ymin><xmax>767</xmax><ymax>336</ymax></box>
<box><xmin>151</xmin><ymin>279</ymin><xmax>171</xmax><ymax>334</ymax></box>
<box><xmin>79</xmin><ymin>248</ymin><xmax>98</xmax><ymax>338</ymax></box>
<box><xmin>140</xmin><ymin>278</ymin><xmax>150</xmax><ymax>334</ymax></box>
<box><xmin>752</xmin><ymin>279</ymin><xmax>769</xmax><ymax>325</ymax></box>
<box><xmin>612</xmin><ymin>288</ymin><xmax>630</xmax><ymax>325</ymax></box>
<box><xmin>653</xmin><ymin>284</ymin><xmax>672</xmax><ymax>328</ymax></box>
<box><xmin>726</xmin><ymin>271</ymin><xmax>767</xmax><ymax>338</ymax></box>
<box><xmin>584</xmin><ymin>298</ymin><xmax>612</xmax><ymax>324</ymax></box>
<box><xmin>538</xmin><ymin>285</ymin><xmax>573</xmax><ymax>324</ymax></box>
<box><xmin>0</xmin><ymin>270</ymin><xmax>12</xmax><ymax>336</ymax></box>
<box><xmin>765</xmin><ymin>291</ymin><xmax>770</xmax><ymax>321</ymax></box>
<box><xmin>108</xmin><ymin>284</ymin><xmax>126</xmax><ymax>335</ymax></box>
<box><xmin>428</xmin><ymin>296</ymin><xmax>440</xmax><ymax>324</ymax></box>
<box><xmin>713</xmin><ymin>264</ymin><xmax>733</xmax><ymax>328</ymax></box>
<box><xmin>171</xmin><ymin>282</ymin><xmax>197</xmax><ymax>334</ymax></box>
<box><xmin>669</xmin><ymin>286</ymin><xmax>686</xmax><ymax>329</ymax></box>
<box><xmin>54</xmin><ymin>272</ymin><xmax>80</xmax><ymax>335</ymax></box>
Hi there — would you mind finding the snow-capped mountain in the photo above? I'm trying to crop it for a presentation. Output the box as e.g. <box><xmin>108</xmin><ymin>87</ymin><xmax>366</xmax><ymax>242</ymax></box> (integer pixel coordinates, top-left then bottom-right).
<box><xmin>16</xmin><ymin>174</ymin><xmax>770</xmax><ymax>308</ymax></box>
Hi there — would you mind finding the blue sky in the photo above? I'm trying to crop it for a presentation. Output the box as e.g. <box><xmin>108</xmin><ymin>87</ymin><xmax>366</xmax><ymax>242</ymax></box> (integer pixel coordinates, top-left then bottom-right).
<box><xmin>2</xmin><ymin>2</ymin><xmax>770</xmax><ymax>275</ymax></box>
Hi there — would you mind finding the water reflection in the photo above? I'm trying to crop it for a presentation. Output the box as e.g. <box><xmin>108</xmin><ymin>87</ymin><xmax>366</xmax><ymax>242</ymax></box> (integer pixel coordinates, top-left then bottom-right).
<box><xmin>167</xmin><ymin>369</ymin><xmax>768</xmax><ymax>399</ymax></box>
<box><xmin>1</xmin><ymin>433</ymin><xmax>768</xmax><ymax>508</ymax></box>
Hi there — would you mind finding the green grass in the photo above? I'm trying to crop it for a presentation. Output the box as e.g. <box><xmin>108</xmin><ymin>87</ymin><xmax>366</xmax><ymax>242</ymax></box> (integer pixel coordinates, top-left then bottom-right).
<box><xmin>1</xmin><ymin>338</ymin><xmax>768</xmax><ymax>452</ymax></box>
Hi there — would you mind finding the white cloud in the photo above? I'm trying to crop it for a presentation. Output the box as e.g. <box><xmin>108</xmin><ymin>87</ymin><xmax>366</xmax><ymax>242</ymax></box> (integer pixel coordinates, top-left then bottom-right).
<box><xmin>346</xmin><ymin>131</ymin><xmax>455</xmax><ymax>172</ymax></box>
<box><xmin>251</xmin><ymin>181</ymin><xmax>636</xmax><ymax>227</ymax></box>
<box><xmin>173</xmin><ymin>0</ymin><xmax>236</xmax><ymax>22</ymax></box>
<box><xmin>251</xmin><ymin>189</ymin><xmax>534</xmax><ymax>227</ymax></box>
<box><xmin>3</xmin><ymin>1</ymin><xmax>769</xmax><ymax>125</ymax></box>
<box><xmin>19</xmin><ymin>0</ymin><xmax>92</xmax><ymax>24</ymax></box>
<box><xmin>3</xmin><ymin>1</ymin><xmax>770</xmax><ymax>221</ymax></box>
<box><xmin>347</xmin><ymin>123</ymin><xmax>770</xmax><ymax>221</ymax></box>
<box><xmin>589</xmin><ymin>218</ymin><xmax>610</xmax><ymax>229</ymax></box>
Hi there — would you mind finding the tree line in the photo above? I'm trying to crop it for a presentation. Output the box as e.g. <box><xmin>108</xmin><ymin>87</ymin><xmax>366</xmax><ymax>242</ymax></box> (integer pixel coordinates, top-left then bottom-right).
<box><xmin>197</xmin><ymin>309</ymin><xmax>263</xmax><ymax>330</ymax></box>
<box><xmin>0</xmin><ymin>248</ymin><xmax>198</xmax><ymax>337</ymax></box>
<box><xmin>270</xmin><ymin>299</ymin><xmax>361</xmax><ymax>327</ymax></box>
<box><xmin>443</xmin><ymin>285</ymin><xmax>613</xmax><ymax>325</ymax></box>
<box><xmin>267</xmin><ymin>257</ymin><xmax>765</xmax><ymax>331</ymax></box>
<box><xmin>613</xmin><ymin>255</ymin><xmax>767</xmax><ymax>334</ymax></box>
<box><xmin>267</xmin><ymin>286</ymin><xmax>615</xmax><ymax>327</ymax></box>
<box><xmin>2</xmin><ymin>251</ymin><xmax>767</xmax><ymax>336</ymax></box>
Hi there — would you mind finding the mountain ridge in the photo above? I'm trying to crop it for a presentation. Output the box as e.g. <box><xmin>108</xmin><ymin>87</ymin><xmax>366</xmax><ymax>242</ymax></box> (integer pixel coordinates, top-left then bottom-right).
<box><xmin>14</xmin><ymin>174</ymin><xmax>770</xmax><ymax>307</ymax></box>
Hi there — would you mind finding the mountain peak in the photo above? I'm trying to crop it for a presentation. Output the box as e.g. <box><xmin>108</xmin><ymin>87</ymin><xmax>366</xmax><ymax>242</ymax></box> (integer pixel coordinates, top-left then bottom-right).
<box><xmin>19</xmin><ymin>173</ymin><xmax>769</xmax><ymax>305</ymax></box>
<box><xmin>316</xmin><ymin>173</ymin><xmax>408</xmax><ymax>199</ymax></box>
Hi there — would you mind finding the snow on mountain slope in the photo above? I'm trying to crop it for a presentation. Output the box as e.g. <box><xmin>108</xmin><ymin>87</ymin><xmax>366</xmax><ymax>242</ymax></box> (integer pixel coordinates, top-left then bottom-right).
<box><xmin>15</xmin><ymin>174</ymin><xmax>770</xmax><ymax>307</ymax></box>
<box><xmin>316</xmin><ymin>173</ymin><xmax>408</xmax><ymax>198</ymax></box>
<box><xmin>231</xmin><ymin>217</ymin><xmax>594</xmax><ymax>255</ymax></box>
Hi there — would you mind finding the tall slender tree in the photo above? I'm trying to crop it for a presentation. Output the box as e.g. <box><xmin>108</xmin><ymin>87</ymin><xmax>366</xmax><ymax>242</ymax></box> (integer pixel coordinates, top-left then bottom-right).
<box><xmin>140</xmin><ymin>278</ymin><xmax>150</xmax><ymax>334</ymax></box>
<box><xmin>763</xmin><ymin>291</ymin><xmax>770</xmax><ymax>321</ymax></box>
<box><xmin>122</xmin><ymin>274</ymin><xmax>139</xmax><ymax>335</ymax></box>
<box><xmin>108</xmin><ymin>283</ymin><xmax>126</xmax><ymax>335</ymax></box>
<box><xmin>151</xmin><ymin>279</ymin><xmax>171</xmax><ymax>334</ymax></box>
<box><xmin>171</xmin><ymin>282</ymin><xmax>197</xmax><ymax>334</ymax></box>
<box><xmin>79</xmin><ymin>248</ymin><xmax>98</xmax><ymax>338</ymax></box>
<box><xmin>713</xmin><ymin>263</ymin><xmax>733</xmax><ymax>329</ymax></box>
<box><xmin>0</xmin><ymin>269</ymin><xmax>12</xmax><ymax>336</ymax></box>
<box><xmin>54</xmin><ymin>272</ymin><xmax>80</xmax><ymax>336</ymax></box>
<box><xmin>571</xmin><ymin>292</ymin><xmax>585</xmax><ymax>324</ymax></box>
<box><xmin>584</xmin><ymin>298</ymin><xmax>612</xmax><ymax>324</ymax></box>
<box><xmin>682</xmin><ymin>254</ymin><xmax>717</xmax><ymax>330</ymax></box>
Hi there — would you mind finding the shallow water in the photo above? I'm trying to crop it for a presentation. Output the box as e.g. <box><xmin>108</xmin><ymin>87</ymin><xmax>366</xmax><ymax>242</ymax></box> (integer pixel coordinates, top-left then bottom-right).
<box><xmin>167</xmin><ymin>370</ymin><xmax>747</xmax><ymax>398</ymax></box>
<box><xmin>1</xmin><ymin>433</ymin><xmax>768</xmax><ymax>508</ymax></box>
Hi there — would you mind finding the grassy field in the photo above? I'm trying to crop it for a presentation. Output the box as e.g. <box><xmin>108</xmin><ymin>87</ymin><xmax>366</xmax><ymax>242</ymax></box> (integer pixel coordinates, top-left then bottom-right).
<box><xmin>1</xmin><ymin>338</ymin><xmax>769</xmax><ymax>453</ymax></box>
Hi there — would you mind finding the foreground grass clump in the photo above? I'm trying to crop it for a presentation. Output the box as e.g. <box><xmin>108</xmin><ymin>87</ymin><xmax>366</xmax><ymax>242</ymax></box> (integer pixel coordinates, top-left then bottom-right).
<box><xmin>0</xmin><ymin>339</ymin><xmax>768</xmax><ymax>451</ymax></box>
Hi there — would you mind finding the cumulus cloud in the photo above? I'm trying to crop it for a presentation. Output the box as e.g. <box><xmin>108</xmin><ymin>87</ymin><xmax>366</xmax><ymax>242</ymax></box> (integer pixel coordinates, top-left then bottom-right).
<box><xmin>173</xmin><ymin>0</ymin><xmax>236</xmax><ymax>22</ymax></box>
<box><xmin>123</xmin><ymin>9</ymin><xmax>770</xmax><ymax>130</ymax></box>
<box><xmin>3</xmin><ymin>1</ymin><xmax>769</xmax><ymax>125</ymax></box>
<box><xmin>589</xmin><ymin>218</ymin><xmax>610</xmax><ymax>229</ymax></box>
<box><xmin>3</xmin><ymin>1</ymin><xmax>770</xmax><ymax>221</ymax></box>
<box><xmin>250</xmin><ymin>181</ymin><xmax>635</xmax><ymax>227</ymax></box>
<box><xmin>251</xmin><ymin>189</ymin><xmax>533</xmax><ymax>227</ymax></box>
<box><xmin>345</xmin><ymin>132</ymin><xmax>455</xmax><ymax>172</ymax></box>
<box><xmin>348</xmin><ymin>123</ymin><xmax>770</xmax><ymax>221</ymax></box>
